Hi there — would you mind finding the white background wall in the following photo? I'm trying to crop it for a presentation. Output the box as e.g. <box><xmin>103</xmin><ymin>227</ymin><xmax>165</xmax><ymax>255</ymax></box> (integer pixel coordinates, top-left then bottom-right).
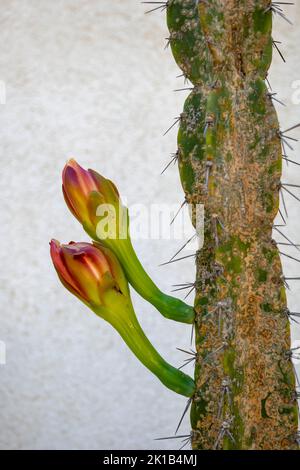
<box><xmin>0</xmin><ymin>0</ymin><xmax>299</xmax><ymax>450</ymax></box>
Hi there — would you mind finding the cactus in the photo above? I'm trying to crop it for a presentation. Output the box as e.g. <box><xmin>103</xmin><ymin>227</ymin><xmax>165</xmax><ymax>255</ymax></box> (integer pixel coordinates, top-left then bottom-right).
<box><xmin>164</xmin><ymin>0</ymin><xmax>299</xmax><ymax>450</ymax></box>
<box><xmin>51</xmin><ymin>0</ymin><xmax>300</xmax><ymax>451</ymax></box>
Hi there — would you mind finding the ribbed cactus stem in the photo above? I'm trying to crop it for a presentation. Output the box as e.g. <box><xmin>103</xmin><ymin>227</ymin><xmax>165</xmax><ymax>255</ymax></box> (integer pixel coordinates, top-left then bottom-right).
<box><xmin>167</xmin><ymin>0</ymin><xmax>299</xmax><ymax>450</ymax></box>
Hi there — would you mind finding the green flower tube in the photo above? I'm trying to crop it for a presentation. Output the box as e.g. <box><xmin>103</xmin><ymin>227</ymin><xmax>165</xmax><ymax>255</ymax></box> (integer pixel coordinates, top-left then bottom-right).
<box><xmin>50</xmin><ymin>239</ymin><xmax>195</xmax><ymax>397</ymax></box>
<box><xmin>61</xmin><ymin>159</ymin><xmax>195</xmax><ymax>324</ymax></box>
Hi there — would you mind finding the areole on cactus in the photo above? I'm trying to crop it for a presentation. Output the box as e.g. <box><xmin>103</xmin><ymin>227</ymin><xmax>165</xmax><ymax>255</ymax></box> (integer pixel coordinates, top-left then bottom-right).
<box><xmin>62</xmin><ymin>159</ymin><xmax>195</xmax><ymax>324</ymax></box>
<box><xmin>50</xmin><ymin>240</ymin><xmax>195</xmax><ymax>398</ymax></box>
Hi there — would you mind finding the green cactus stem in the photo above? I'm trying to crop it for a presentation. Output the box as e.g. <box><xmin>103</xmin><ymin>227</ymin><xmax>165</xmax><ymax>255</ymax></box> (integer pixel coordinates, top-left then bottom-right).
<box><xmin>94</xmin><ymin>289</ymin><xmax>195</xmax><ymax>398</ymax></box>
<box><xmin>166</xmin><ymin>0</ymin><xmax>299</xmax><ymax>450</ymax></box>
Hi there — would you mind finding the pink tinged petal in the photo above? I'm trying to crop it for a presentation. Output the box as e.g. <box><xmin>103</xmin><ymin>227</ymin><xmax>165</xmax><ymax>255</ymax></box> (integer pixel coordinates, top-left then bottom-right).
<box><xmin>61</xmin><ymin>248</ymin><xmax>99</xmax><ymax>304</ymax></box>
<box><xmin>62</xmin><ymin>184</ymin><xmax>80</xmax><ymax>220</ymax></box>
<box><xmin>50</xmin><ymin>240</ymin><xmax>86</xmax><ymax>299</ymax></box>
<box><xmin>61</xmin><ymin>242</ymin><xmax>112</xmax><ymax>305</ymax></box>
<box><xmin>95</xmin><ymin>242</ymin><xmax>130</xmax><ymax>297</ymax></box>
<box><xmin>63</xmin><ymin>160</ymin><xmax>98</xmax><ymax>196</ymax></box>
<box><xmin>51</xmin><ymin>240</ymin><xmax>127</xmax><ymax>307</ymax></box>
<box><xmin>86</xmin><ymin>250</ymin><xmax>111</xmax><ymax>278</ymax></box>
<box><xmin>62</xmin><ymin>167</ymin><xmax>90</xmax><ymax>222</ymax></box>
<box><xmin>62</xmin><ymin>160</ymin><xmax>100</xmax><ymax>224</ymax></box>
<box><xmin>63</xmin><ymin>242</ymin><xmax>111</xmax><ymax>276</ymax></box>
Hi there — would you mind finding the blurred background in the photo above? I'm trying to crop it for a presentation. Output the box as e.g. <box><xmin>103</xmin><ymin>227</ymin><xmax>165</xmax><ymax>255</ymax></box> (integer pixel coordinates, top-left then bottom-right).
<box><xmin>0</xmin><ymin>0</ymin><xmax>300</xmax><ymax>450</ymax></box>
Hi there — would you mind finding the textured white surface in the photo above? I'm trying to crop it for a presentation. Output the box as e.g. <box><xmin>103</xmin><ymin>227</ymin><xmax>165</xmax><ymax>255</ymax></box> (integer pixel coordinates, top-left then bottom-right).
<box><xmin>0</xmin><ymin>0</ymin><xmax>300</xmax><ymax>450</ymax></box>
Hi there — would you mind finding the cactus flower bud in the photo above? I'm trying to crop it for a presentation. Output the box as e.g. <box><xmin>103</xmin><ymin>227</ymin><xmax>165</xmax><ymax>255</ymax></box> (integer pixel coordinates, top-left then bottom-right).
<box><xmin>62</xmin><ymin>160</ymin><xmax>195</xmax><ymax>324</ymax></box>
<box><xmin>50</xmin><ymin>240</ymin><xmax>129</xmax><ymax>308</ymax></box>
<box><xmin>50</xmin><ymin>240</ymin><xmax>195</xmax><ymax>398</ymax></box>
<box><xmin>62</xmin><ymin>159</ymin><xmax>127</xmax><ymax>240</ymax></box>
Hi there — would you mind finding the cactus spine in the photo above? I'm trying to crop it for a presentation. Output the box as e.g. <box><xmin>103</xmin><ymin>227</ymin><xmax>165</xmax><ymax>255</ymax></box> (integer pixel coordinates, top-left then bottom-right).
<box><xmin>166</xmin><ymin>0</ymin><xmax>299</xmax><ymax>450</ymax></box>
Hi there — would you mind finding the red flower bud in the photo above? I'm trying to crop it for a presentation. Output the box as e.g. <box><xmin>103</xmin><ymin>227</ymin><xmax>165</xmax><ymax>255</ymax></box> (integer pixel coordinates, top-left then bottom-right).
<box><xmin>50</xmin><ymin>240</ymin><xmax>129</xmax><ymax>307</ymax></box>
<box><xmin>62</xmin><ymin>160</ymin><xmax>122</xmax><ymax>238</ymax></box>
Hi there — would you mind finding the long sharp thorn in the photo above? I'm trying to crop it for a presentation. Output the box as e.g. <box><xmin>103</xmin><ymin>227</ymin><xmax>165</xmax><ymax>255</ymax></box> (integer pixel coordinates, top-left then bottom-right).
<box><xmin>282</xmin><ymin>183</ymin><xmax>300</xmax><ymax>188</ymax></box>
<box><xmin>274</xmin><ymin>227</ymin><xmax>300</xmax><ymax>252</ymax></box>
<box><xmin>266</xmin><ymin>75</ymin><xmax>272</xmax><ymax>90</ymax></box>
<box><xmin>281</xmin><ymin>185</ymin><xmax>300</xmax><ymax>204</ymax></box>
<box><xmin>273</xmin><ymin>96</ymin><xmax>286</xmax><ymax>106</ymax></box>
<box><xmin>172</xmin><ymin>282</ymin><xmax>194</xmax><ymax>291</ymax></box>
<box><xmin>273</xmin><ymin>40</ymin><xmax>286</xmax><ymax>62</ymax></box>
<box><xmin>170</xmin><ymin>233</ymin><xmax>196</xmax><ymax>261</ymax></box>
<box><xmin>161</xmin><ymin>153</ymin><xmax>178</xmax><ymax>174</ymax></box>
<box><xmin>290</xmin><ymin>312</ymin><xmax>300</xmax><ymax>318</ymax></box>
<box><xmin>280</xmin><ymin>252</ymin><xmax>300</xmax><ymax>263</ymax></box>
<box><xmin>174</xmin><ymin>87</ymin><xmax>193</xmax><ymax>92</ymax></box>
<box><xmin>281</xmin><ymin>135</ymin><xmax>298</xmax><ymax>142</ymax></box>
<box><xmin>184</xmin><ymin>285</ymin><xmax>196</xmax><ymax>299</ymax></box>
<box><xmin>278</xmin><ymin>242</ymin><xmax>300</xmax><ymax>247</ymax></box>
<box><xmin>280</xmin><ymin>188</ymin><xmax>289</xmax><ymax>219</ymax></box>
<box><xmin>178</xmin><ymin>357</ymin><xmax>195</xmax><ymax>370</ymax></box>
<box><xmin>175</xmin><ymin>398</ymin><xmax>193</xmax><ymax>435</ymax></box>
<box><xmin>163</xmin><ymin>117</ymin><xmax>180</xmax><ymax>136</ymax></box>
<box><xmin>154</xmin><ymin>435</ymin><xmax>190</xmax><ymax>441</ymax></box>
<box><xmin>282</xmin><ymin>123</ymin><xmax>300</xmax><ymax>133</ymax></box>
<box><xmin>141</xmin><ymin>1</ymin><xmax>168</xmax><ymax>14</ymax></box>
<box><xmin>283</xmin><ymin>157</ymin><xmax>300</xmax><ymax>167</ymax></box>
<box><xmin>265</xmin><ymin>1</ymin><xmax>294</xmax><ymax>15</ymax></box>
<box><xmin>160</xmin><ymin>253</ymin><xmax>196</xmax><ymax>266</ymax></box>
<box><xmin>161</xmin><ymin>159</ymin><xmax>174</xmax><ymax>175</ymax></box>
<box><xmin>279</xmin><ymin>208</ymin><xmax>287</xmax><ymax>225</ymax></box>
<box><xmin>269</xmin><ymin>93</ymin><xmax>286</xmax><ymax>106</ymax></box>
<box><xmin>176</xmin><ymin>347</ymin><xmax>196</xmax><ymax>357</ymax></box>
<box><xmin>190</xmin><ymin>322</ymin><xmax>194</xmax><ymax>346</ymax></box>
<box><xmin>281</xmin><ymin>136</ymin><xmax>294</xmax><ymax>151</ymax></box>
<box><xmin>275</xmin><ymin>9</ymin><xmax>293</xmax><ymax>24</ymax></box>
<box><xmin>281</xmin><ymin>140</ymin><xmax>288</xmax><ymax>156</ymax></box>
<box><xmin>172</xmin><ymin>285</ymin><xmax>193</xmax><ymax>293</ymax></box>
<box><xmin>179</xmin><ymin>438</ymin><xmax>191</xmax><ymax>450</ymax></box>
<box><xmin>173</xmin><ymin>282</ymin><xmax>195</xmax><ymax>287</ymax></box>
<box><xmin>170</xmin><ymin>200</ymin><xmax>186</xmax><ymax>225</ymax></box>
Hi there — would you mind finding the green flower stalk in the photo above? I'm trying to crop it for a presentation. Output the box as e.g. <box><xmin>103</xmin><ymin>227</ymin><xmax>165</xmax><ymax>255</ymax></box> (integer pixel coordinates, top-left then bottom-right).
<box><xmin>50</xmin><ymin>239</ymin><xmax>195</xmax><ymax>397</ymax></box>
<box><xmin>62</xmin><ymin>159</ymin><xmax>194</xmax><ymax>324</ymax></box>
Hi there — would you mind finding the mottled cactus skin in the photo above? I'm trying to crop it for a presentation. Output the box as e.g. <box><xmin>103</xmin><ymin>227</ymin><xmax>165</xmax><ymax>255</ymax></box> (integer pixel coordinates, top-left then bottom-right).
<box><xmin>167</xmin><ymin>0</ymin><xmax>299</xmax><ymax>450</ymax></box>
